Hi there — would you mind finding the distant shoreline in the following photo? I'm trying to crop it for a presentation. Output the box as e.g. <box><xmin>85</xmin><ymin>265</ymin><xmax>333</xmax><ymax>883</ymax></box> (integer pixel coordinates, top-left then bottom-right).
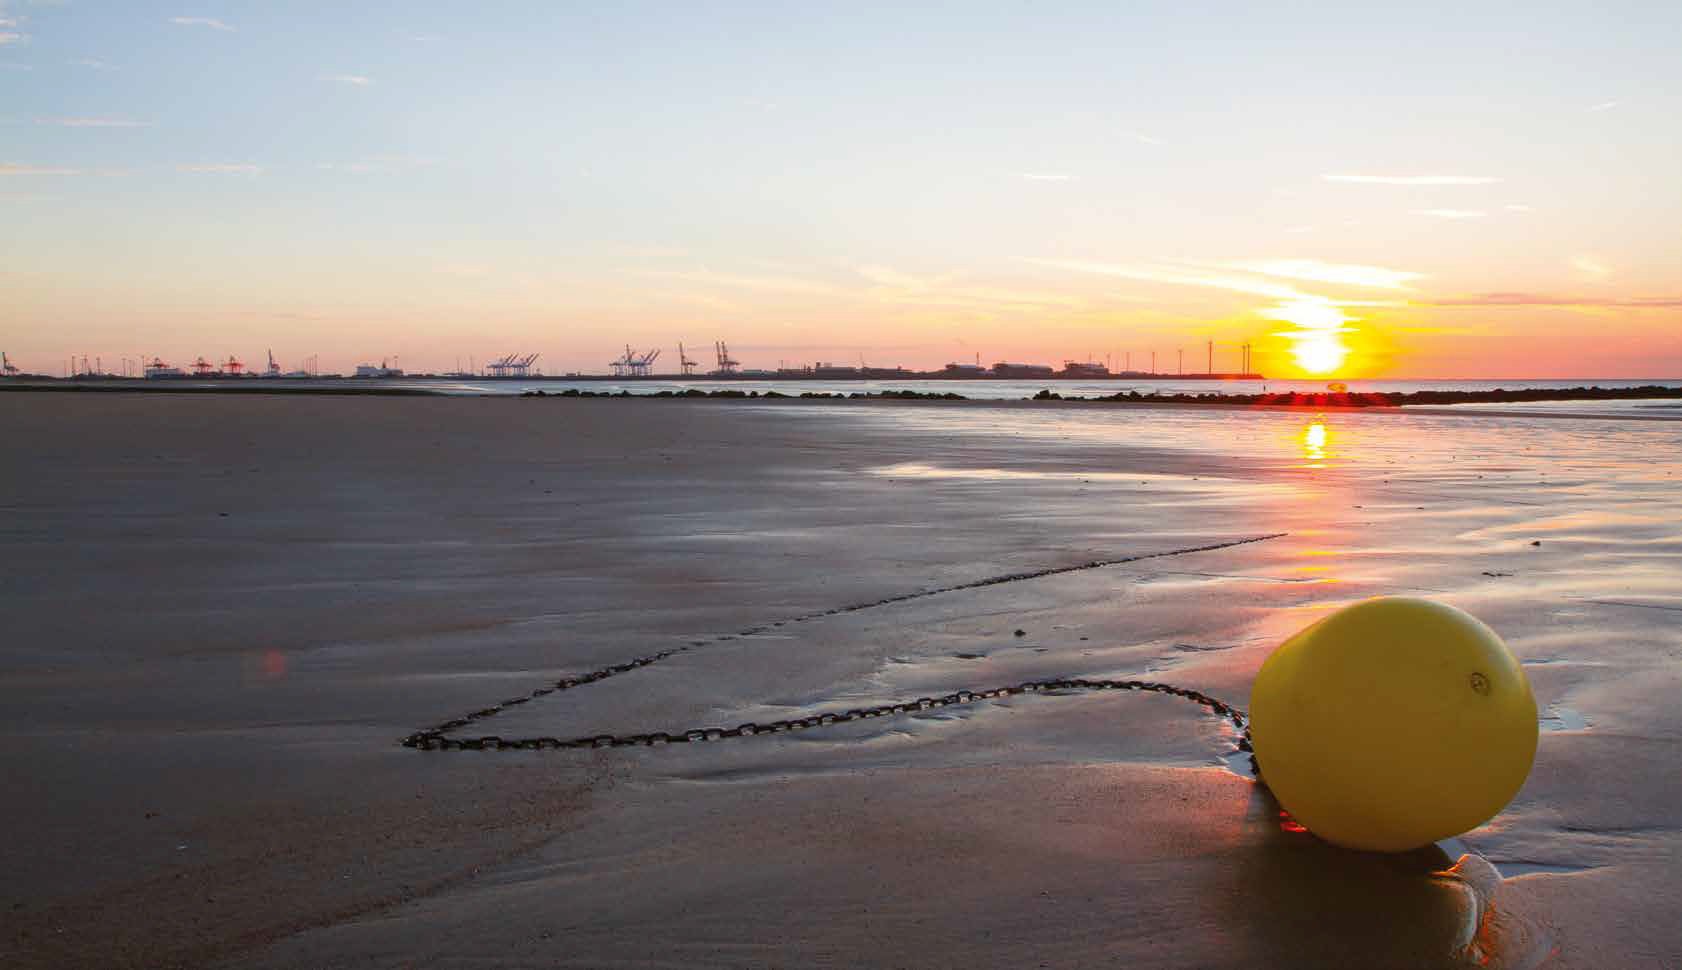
<box><xmin>516</xmin><ymin>383</ymin><xmax>1682</xmax><ymax>407</ymax></box>
<box><xmin>0</xmin><ymin>382</ymin><xmax>438</xmax><ymax>396</ymax></box>
<box><xmin>15</xmin><ymin>371</ymin><xmax>1266</xmax><ymax>384</ymax></box>
<box><xmin>5</xmin><ymin>379</ymin><xmax>1682</xmax><ymax>411</ymax></box>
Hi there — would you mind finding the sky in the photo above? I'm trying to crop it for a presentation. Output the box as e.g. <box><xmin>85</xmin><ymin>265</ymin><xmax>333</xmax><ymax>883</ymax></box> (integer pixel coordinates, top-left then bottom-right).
<box><xmin>2</xmin><ymin>1</ymin><xmax>1679</xmax><ymax>379</ymax></box>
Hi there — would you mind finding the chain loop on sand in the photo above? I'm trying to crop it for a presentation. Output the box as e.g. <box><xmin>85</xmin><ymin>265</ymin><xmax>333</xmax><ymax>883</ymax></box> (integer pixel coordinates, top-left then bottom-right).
<box><xmin>401</xmin><ymin>678</ymin><xmax>1254</xmax><ymax>759</ymax></box>
<box><xmin>399</xmin><ymin>535</ymin><xmax>1284</xmax><ymax>764</ymax></box>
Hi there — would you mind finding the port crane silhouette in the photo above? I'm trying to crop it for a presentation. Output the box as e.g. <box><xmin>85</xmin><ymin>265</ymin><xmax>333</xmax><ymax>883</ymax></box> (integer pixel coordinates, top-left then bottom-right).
<box><xmin>610</xmin><ymin>346</ymin><xmax>660</xmax><ymax>377</ymax></box>
<box><xmin>486</xmin><ymin>353</ymin><xmax>540</xmax><ymax>378</ymax></box>
<box><xmin>713</xmin><ymin>341</ymin><xmax>739</xmax><ymax>376</ymax></box>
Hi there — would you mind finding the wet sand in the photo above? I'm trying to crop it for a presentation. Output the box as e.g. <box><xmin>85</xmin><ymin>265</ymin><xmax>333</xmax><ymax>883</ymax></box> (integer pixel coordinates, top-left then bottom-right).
<box><xmin>2</xmin><ymin>394</ymin><xmax>1679</xmax><ymax>968</ymax></box>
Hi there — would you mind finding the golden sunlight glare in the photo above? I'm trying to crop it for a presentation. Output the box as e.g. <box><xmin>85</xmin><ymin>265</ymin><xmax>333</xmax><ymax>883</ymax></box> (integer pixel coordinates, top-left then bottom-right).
<box><xmin>1292</xmin><ymin>334</ymin><xmax>1350</xmax><ymax>374</ymax></box>
<box><xmin>1302</xmin><ymin>419</ymin><xmax>1329</xmax><ymax>464</ymax></box>
<box><xmin>1260</xmin><ymin>300</ymin><xmax>1356</xmax><ymax>375</ymax></box>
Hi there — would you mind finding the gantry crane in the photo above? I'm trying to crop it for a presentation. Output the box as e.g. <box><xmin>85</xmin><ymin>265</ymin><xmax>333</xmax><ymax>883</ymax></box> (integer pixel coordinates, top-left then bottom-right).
<box><xmin>713</xmin><ymin>341</ymin><xmax>739</xmax><ymax>376</ymax></box>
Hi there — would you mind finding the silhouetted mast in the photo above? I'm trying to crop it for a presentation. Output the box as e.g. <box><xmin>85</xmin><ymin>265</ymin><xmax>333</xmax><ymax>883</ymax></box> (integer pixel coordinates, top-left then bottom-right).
<box><xmin>714</xmin><ymin>341</ymin><xmax>739</xmax><ymax>375</ymax></box>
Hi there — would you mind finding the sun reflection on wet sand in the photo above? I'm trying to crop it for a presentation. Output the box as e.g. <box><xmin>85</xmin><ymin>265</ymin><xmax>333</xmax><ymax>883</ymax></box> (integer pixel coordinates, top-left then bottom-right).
<box><xmin>1301</xmin><ymin>418</ymin><xmax>1330</xmax><ymax>467</ymax></box>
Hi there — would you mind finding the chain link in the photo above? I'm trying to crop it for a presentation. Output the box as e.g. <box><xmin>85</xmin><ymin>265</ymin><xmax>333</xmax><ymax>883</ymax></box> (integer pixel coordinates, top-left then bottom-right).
<box><xmin>401</xmin><ymin>675</ymin><xmax>1255</xmax><ymax>768</ymax></box>
<box><xmin>398</xmin><ymin>535</ymin><xmax>1286</xmax><ymax>768</ymax></box>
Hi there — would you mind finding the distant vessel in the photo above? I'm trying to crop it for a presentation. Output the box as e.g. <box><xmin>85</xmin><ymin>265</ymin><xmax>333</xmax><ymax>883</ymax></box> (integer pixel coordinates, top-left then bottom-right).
<box><xmin>1062</xmin><ymin>361</ymin><xmax>1111</xmax><ymax>378</ymax></box>
<box><xmin>144</xmin><ymin>357</ymin><xmax>185</xmax><ymax>378</ymax></box>
<box><xmin>353</xmin><ymin>359</ymin><xmax>404</xmax><ymax>378</ymax></box>
<box><xmin>992</xmin><ymin>362</ymin><xmax>1056</xmax><ymax>379</ymax></box>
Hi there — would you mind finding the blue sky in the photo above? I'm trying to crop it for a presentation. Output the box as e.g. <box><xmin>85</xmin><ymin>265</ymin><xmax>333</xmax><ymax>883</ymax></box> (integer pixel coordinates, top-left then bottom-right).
<box><xmin>3</xmin><ymin>1</ymin><xmax>1679</xmax><ymax>377</ymax></box>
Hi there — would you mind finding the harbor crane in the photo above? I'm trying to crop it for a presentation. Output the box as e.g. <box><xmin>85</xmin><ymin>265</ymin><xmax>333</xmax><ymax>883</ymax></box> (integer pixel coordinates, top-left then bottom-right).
<box><xmin>678</xmin><ymin>343</ymin><xmax>699</xmax><ymax>376</ymax></box>
<box><xmin>486</xmin><ymin>353</ymin><xmax>541</xmax><ymax>378</ymax></box>
<box><xmin>264</xmin><ymin>350</ymin><xmax>282</xmax><ymax>378</ymax></box>
<box><xmin>610</xmin><ymin>346</ymin><xmax>660</xmax><ymax>377</ymax></box>
<box><xmin>224</xmin><ymin>355</ymin><xmax>245</xmax><ymax>376</ymax></box>
<box><xmin>1</xmin><ymin>352</ymin><xmax>18</xmax><ymax>376</ymax></box>
<box><xmin>191</xmin><ymin>356</ymin><xmax>217</xmax><ymax>376</ymax></box>
<box><xmin>713</xmin><ymin>341</ymin><xmax>739</xmax><ymax>376</ymax></box>
<box><xmin>145</xmin><ymin>357</ymin><xmax>183</xmax><ymax>378</ymax></box>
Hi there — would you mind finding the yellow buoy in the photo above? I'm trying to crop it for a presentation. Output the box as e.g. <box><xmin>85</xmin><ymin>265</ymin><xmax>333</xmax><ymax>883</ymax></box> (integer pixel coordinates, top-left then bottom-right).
<box><xmin>1249</xmin><ymin>597</ymin><xmax>1538</xmax><ymax>852</ymax></box>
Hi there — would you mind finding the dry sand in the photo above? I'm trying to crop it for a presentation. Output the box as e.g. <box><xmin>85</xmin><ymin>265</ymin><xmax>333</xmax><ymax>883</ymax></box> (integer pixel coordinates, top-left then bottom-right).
<box><xmin>1</xmin><ymin>394</ymin><xmax>1679</xmax><ymax>968</ymax></box>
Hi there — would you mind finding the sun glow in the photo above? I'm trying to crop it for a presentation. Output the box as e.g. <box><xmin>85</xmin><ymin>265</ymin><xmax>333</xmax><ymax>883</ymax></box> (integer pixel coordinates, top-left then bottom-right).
<box><xmin>1292</xmin><ymin>335</ymin><xmax>1349</xmax><ymax>374</ymax></box>
<box><xmin>1302</xmin><ymin>420</ymin><xmax>1329</xmax><ymax>464</ymax></box>
<box><xmin>1259</xmin><ymin>300</ymin><xmax>1356</xmax><ymax>375</ymax></box>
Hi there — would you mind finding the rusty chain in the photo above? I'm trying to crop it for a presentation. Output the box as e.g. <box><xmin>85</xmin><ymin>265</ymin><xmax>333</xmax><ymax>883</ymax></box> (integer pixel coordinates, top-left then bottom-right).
<box><xmin>400</xmin><ymin>535</ymin><xmax>1284</xmax><ymax>764</ymax></box>
<box><xmin>401</xmin><ymin>671</ymin><xmax>1254</xmax><ymax>764</ymax></box>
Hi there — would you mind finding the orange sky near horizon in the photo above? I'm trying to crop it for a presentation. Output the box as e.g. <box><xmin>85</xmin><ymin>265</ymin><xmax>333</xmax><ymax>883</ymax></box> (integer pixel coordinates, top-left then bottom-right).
<box><xmin>6</xmin><ymin>255</ymin><xmax>1674</xmax><ymax>380</ymax></box>
<box><xmin>3</xmin><ymin>3</ymin><xmax>1679</xmax><ymax>380</ymax></box>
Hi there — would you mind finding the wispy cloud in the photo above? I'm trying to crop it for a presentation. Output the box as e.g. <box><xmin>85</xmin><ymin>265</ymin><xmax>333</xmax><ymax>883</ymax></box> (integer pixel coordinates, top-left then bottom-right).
<box><xmin>318</xmin><ymin>154</ymin><xmax>436</xmax><ymax>174</ymax></box>
<box><xmin>177</xmin><ymin>163</ymin><xmax>262</xmax><ymax>174</ymax></box>
<box><xmin>38</xmin><ymin>117</ymin><xmax>150</xmax><ymax>127</ymax></box>
<box><xmin>859</xmin><ymin>265</ymin><xmax>1085</xmax><ymax>311</ymax></box>
<box><xmin>1504</xmin><ymin>204</ymin><xmax>1533</xmax><ymax>212</ymax></box>
<box><xmin>1570</xmin><ymin>255</ymin><xmax>1611</xmax><ymax>280</ymax></box>
<box><xmin>1429</xmin><ymin>293</ymin><xmax>1679</xmax><ymax>309</ymax></box>
<box><xmin>639</xmin><ymin>269</ymin><xmax>840</xmax><ymax>296</ymax></box>
<box><xmin>1028</xmin><ymin>257</ymin><xmax>1393</xmax><ymax>368</ymax></box>
<box><xmin>1027</xmin><ymin>258</ymin><xmax>1316</xmax><ymax>302</ymax></box>
<box><xmin>898</xmin><ymin>286</ymin><xmax>1085</xmax><ymax>310</ymax></box>
<box><xmin>363</xmin><ymin>153</ymin><xmax>436</xmax><ymax>167</ymax></box>
<box><xmin>321</xmin><ymin>74</ymin><xmax>372</xmax><ymax>86</ymax></box>
<box><xmin>0</xmin><ymin>4</ymin><xmax>25</xmax><ymax>45</ymax></box>
<box><xmin>1413</xmin><ymin>208</ymin><xmax>1486</xmax><ymax>219</ymax></box>
<box><xmin>1588</xmin><ymin>100</ymin><xmax>1620</xmax><ymax>112</ymax></box>
<box><xmin>68</xmin><ymin>57</ymin><xmax>114</xmax><ymax>70</ymax></box>
<box><xmin>169</xmin><ymin>16</ymin><xmax>235</xmax><ymax>32</ymax></box>
<box><xmin>435</xmin><ymin>263</ymin><xmax>493</xmax><ymax>279</ymax></box>
<box><xmin>1124</xmin><ymin>131</ymin><xmax>1164</xmax><ymax>146</ymax></box>
<box><xmin>856</xmin><ymin>264</ymin><xmax>947</xmax><ymax>290</ymax></box>
<box><xmin>670</xmin><ymin>293</ymin><xmax>743</xmax><ymax>312</ymax></box>
<box><xmin>1018</xmin><ymin>173</ymin><xmax>1075</xmax><ymax>181</ymax></box>
<box><xmin>1033</xmin><ymin>259</ymin><xmax>1382</xmax><ymax>373</ymax></box>
<box><xmin>1</xmin><ymin>4</ymin><xmax>30</xmax><ymax>56</ymax></box>
<box><xmin>859</xmin><ymin>264</ymin><xmax>1086</xmax><ymax>310</ymax></box>
<box><xmin>1</xmin><ymin>163</ymin><xmax>82</xmax><ymax>175</ymax></box>
<box><xmin>1323</xmin><ymin>174</ymin><xmax>1501</xmax><ymax>186</ymax></box>
<box><xmin>1233</xmin><ymin>259</ymin><xmax>1424</xmax><ymax>291</ymax></box>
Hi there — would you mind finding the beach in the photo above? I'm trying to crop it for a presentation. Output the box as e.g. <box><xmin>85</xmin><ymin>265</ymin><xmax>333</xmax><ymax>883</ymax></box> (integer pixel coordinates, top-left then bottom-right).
<box><xmin>3</xmin><ymin>393</ymin><xmax>1680</xmax><ymax>969</ymax></box>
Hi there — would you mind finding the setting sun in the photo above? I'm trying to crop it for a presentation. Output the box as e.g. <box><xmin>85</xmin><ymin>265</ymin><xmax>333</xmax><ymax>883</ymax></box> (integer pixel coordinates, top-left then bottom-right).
<box><xmin>1292</xmin><ymin>334</ymin><xmax>1350</xmax><ymax>374</ymax></box>
<box><xmin>1259</xmin><ymin>300</ymin><xmax>1357</xmax><ymax>375</ymax></box>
